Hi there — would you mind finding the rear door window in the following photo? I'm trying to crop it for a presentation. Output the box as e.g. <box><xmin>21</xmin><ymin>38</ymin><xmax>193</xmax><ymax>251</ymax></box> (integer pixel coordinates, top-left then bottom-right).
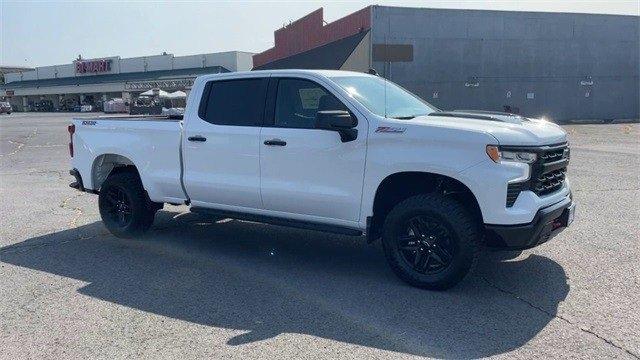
<box><xmin>201</xmin><ymin>78</ymin><xmax>268</xmax><ymax>126</ymax></box>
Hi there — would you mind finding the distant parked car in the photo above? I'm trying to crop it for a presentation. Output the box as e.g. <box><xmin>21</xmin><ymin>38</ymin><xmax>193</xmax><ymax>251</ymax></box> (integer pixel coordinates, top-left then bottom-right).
<box><xmin>34</xmin><ymin>99</ymin><xmax>54</xmax><ymax>112</ymax></box>
<box><xmin>59</xmin><ymin>98</ymin><xmax>78</xmax><ymax>112</ymax></box>
<box><xmin>103</xmin><ymin>98</ymin><xmax>128</xmax><ymax>113</ymax></box>
<box><xmin>0</xmin><ymin>101</ymin><xmax>13</xmax><ymax>114</ymax></box>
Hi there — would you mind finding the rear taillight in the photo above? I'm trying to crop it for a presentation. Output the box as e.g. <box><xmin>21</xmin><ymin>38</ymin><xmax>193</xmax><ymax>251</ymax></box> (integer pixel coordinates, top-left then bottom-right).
<box><xmin>68</xmin><ymin>124</ymin><xmax>75</xmax><ymax>157</ymax></box>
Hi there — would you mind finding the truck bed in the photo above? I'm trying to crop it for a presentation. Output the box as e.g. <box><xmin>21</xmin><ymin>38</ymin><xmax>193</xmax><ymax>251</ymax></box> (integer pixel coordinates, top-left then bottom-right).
<box><xmin>70</xmin><ymin>115</ymin><xmax>187</xmax><ymax>204</ymax></box>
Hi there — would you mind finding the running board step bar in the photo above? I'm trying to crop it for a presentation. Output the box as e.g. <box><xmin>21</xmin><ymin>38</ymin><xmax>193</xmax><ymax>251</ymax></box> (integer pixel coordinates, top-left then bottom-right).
<box><xmin>191</xmin><ymin>207</ymin><xmax>363</xmax><ymax>236</ymax></box>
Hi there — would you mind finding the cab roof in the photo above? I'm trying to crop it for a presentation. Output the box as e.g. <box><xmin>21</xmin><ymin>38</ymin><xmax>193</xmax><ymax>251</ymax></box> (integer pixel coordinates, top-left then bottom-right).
<box><xmin>197</xmin><ymin>69</ymin><xmax>373</xmax><ymax>82</ymax></box>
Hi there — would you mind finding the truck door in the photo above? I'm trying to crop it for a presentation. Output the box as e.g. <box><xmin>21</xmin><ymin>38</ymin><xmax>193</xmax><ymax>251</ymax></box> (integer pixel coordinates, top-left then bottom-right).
<box><xmin>259</xmin><ymin>77</ymin><xmax>367</xmax><ymax>223</ymax></box>
<box><xmin>182</xmin><ymin>77</ymin><xmax>268</xmax><ymax>210</ymax></box>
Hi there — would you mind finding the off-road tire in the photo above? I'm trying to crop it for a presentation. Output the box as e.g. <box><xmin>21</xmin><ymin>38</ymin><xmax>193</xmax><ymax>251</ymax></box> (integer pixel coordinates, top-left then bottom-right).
<box><xmin>98</xmin><ymin>170</ymin><xmax>157</xmax><ymax>238</ymax></box>
<box><xmin>381</xmin><ymin>193</ymin><xmax>480</xmax><ymax>290</ymax></box>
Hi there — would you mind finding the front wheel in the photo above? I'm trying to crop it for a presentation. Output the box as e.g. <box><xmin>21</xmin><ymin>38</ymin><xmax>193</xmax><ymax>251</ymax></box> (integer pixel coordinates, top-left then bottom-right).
<box><xmin>382</xmin><ymin>194</ymin><xmax>480</xmax><ymax>290</ymax></box>
<box><xmin>98</xmin><ymin>170</ymin><xmax>157</xmax><ymax>238</ymax></box>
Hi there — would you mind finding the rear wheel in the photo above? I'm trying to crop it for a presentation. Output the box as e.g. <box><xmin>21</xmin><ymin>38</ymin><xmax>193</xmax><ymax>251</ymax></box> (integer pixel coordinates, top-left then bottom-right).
<box><xmin>382</xmin><ymin>194</ymin><xmax>480</xmax><ymax>290</ymax></box>
<box><xmin>98</xmin><ymin>170</ymin><xmax>157</xmax><ymax>238</ymax></box>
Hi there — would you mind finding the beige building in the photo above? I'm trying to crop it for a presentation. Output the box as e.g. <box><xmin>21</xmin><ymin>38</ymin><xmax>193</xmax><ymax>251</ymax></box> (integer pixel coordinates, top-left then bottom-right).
<box><xmin>1</xmin><ymin>51</ymin><xmax>253</xmax><ymax>111</ymax></box>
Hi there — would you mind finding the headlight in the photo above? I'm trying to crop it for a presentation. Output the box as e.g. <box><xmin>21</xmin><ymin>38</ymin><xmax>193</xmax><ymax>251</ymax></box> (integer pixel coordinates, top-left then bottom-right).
<box><xmin>486</xmin><ymin>145</ymin><xmax>537</xmax><ymax>164</ymax></box>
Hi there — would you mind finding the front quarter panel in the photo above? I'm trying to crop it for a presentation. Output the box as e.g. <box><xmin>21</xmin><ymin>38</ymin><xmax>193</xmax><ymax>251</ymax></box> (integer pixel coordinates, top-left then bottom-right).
<box><xmin>361</xmin><ymin>117</ymin><xmax>497</xmax><ymax>224</ymax></box>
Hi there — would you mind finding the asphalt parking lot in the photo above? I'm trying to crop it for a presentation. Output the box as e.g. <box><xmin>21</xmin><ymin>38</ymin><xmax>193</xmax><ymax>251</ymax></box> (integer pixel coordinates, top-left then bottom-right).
<box><xmin>1</xmin><ymin>112</ymin><xmax>638</xmax><ymax>359</ymax></box>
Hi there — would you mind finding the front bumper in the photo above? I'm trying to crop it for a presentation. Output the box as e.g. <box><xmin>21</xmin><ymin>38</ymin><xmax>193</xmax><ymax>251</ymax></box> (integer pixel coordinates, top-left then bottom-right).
<box><xmin>458</xmin><ymin>158</ymin><xmax>572</xmax><ymax>225</ymax></box>
<box><xmin>484</xmin><ymin>196</ymin><xmax>575</xmax><ymax>250</ymax></box>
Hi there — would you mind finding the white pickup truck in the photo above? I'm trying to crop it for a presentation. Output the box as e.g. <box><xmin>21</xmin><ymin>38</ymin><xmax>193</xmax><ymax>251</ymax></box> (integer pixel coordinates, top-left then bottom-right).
<box><xmin>69</xmin><ymin>70</ymin><xmax>575</xmax><ymax>289</ymax></box>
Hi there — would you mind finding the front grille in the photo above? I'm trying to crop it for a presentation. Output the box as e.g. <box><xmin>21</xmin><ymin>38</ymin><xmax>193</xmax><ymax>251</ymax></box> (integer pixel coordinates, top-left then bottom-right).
<box><xmin>504</xmin><ymin>142</ymin><xmax>569</xmax><ymax>207</ymax></box>
<box><xmin>531</xmin><ymin>143</ymin><xmax>569</xmax><ymax>197</ymax></box>
<box><xmin>540</xmin><ymin>148</ymin><xmax>566</xmax><ymax>163</ymax></box>
<box><xmin>533</xmin><ymin>168</ymin><xmax>566</xmax><ymax>195</ymax></box>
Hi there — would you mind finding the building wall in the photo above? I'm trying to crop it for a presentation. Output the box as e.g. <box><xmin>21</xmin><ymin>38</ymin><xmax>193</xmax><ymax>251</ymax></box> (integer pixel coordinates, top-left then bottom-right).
<box><xmin>8</xmin><ymin>82</ymin><xmax>127</xmax><ymax>96</ymax></box>
<box><xmin>2</xmin><ymin>51</ymin><xmax>252</xmax><ymax>111</ymax></box>
<box><xmin>236</xmin><ymin>52</ymin><xmax>255</xmax><ymax>73</ymax></box>
<box><xmin>146</xmin><ymin>54</ymin><xmax>174</xmax><ymax>71</ymax></box>
<box><xmin>120</xmin><ymin>56</ymin><xmax>147</xmax><ymax>73</ymax></box>
<box><xmin>340</xmin><ymin>32</ymin><xmax>371</xmax><ymax>72</ymax></box>
<box><xmin>56</xmin><ymin>64</ymin><xmax>76</xmax><ymax>78</ymax></box>
<box><xmin>174</xmin><ymin>54</ymin><xmax>206</xmax><ymax>69</ymax></box>
<box><xmin>21</xmin><ymin>71</ymin><xmax>38</xmax><ymax>81</ymax></box>
<box><xmin>37</xmin><ymin>66</ymin><xmax>58</xmax><ymax>79</ymax></box>
<box><xmin>253</xmin><ymin>7</ymin><xmax>371</xmax><ymax>68</ymax></box>
<box><xmin>204</xmin><ymin>52</ymin><xmax>238</xmax><ymax>71</ymax></box>
<box><xmin>4</xmin><ymin>52</ymin><xmax>254</xmax><ymax>84</ymax></box>
<box><xmin>371</xmin><ymin>6</ymin><xmax>640</xmax><ymax>120</ymax></box>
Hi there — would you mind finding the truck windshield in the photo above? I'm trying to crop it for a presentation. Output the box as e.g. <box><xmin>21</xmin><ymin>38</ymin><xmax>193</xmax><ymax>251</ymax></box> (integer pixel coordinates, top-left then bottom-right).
<box><xmin>331</xmin><ymin>76</ymin><xmax>438</xmax><ymax>119</ymax></box>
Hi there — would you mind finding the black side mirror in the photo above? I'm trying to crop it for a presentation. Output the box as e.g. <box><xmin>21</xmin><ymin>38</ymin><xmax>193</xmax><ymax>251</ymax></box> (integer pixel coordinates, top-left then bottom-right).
<box><xmin>316</xmin><ymin>110</ymin><xmax>358</xmax><ymax>142</ymax></box>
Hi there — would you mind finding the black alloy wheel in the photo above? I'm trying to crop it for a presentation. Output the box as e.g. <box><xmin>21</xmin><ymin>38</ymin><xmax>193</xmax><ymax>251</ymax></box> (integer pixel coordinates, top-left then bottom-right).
<box><xmin>98</xmin><ymin>169</ymin><xmax>158</xmax><ymax>238</ymax></box>
<box><xmin>381</xmin><ymin>193</ymin><xmax>480</xmax><ymax>290</ymax></box>
<box><xmin>397</xmin><ymin>215</ymin><xmax>455</xmax><ymax>274</ymax></box>
<box><xmin>103</xmin><ymin>186</ymin><xmax>133</xmax><ymax>228</ymax></box>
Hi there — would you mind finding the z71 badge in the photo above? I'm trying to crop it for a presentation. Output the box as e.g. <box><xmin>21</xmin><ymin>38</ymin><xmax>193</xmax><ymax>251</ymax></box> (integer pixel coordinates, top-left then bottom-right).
<box><xmin>82</xmin><ymin>120</ymin><xmax>97</xmax><ymax>125</ymax></box>
<box><xmin>375</xmin><ymin>126</ymin><xmax>406</xmax><ymax>133</ymax></box>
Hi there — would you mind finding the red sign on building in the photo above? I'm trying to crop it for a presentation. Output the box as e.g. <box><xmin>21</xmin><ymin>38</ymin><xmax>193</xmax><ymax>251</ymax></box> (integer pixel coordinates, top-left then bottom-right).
<box><xmin>75</xmin><ymin>59</ymin><xmax>112</xmax><ymax>74</ymax></box>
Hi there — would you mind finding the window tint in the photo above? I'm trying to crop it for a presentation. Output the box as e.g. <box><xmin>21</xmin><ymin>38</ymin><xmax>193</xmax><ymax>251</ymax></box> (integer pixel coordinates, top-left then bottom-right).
<box><xmin>202</xmin><ymin>78</ymin><xmax>268</xmax><ymax>126</ymax></box>
<box><xmin>274</xmin><ymin>79</ymin><xmax>347</xmax><ymax>129</ymax></box>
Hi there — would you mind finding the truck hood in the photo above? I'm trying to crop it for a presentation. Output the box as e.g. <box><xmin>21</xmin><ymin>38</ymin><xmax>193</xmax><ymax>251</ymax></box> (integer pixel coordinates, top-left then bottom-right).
<box><xmin>411</xmin><ymin>111</ymin><xmax>567</xmax><ymax>146</ymax></box>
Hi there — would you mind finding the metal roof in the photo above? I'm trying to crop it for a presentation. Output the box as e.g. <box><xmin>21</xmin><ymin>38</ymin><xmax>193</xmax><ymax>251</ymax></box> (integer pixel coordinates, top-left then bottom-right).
<box><xmin>253</xmin><ymin>31</ymin><xmax>369</xmax><ymax>71</ymax></box>
<box><xmin>1</xmin><ymin>66</ymin><xmax>230</xmax><ymax>90</ymax></box>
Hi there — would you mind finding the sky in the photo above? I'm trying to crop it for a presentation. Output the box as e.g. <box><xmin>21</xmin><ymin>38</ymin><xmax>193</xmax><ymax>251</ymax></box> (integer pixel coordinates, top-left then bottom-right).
<box><xmin>1</xmin><ymin>0</ymin><xmax>639</xmax><ymax>67</ymax></box>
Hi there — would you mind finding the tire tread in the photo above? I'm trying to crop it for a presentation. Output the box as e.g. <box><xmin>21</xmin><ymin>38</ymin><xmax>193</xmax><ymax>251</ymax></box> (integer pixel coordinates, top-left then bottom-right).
<box><xmin>382</xmin><ymin>193</ymin><xmax>480</xmax><ymax>290</ymax></box>
<box><xmin>98</xmin><ymin>170</ymin><xmax>155</xmax><ymax>238</ymax></box>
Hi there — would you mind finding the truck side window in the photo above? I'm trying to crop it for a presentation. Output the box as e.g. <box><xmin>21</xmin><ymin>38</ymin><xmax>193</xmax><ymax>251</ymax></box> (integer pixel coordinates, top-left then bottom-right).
<box><xmin>202</xmin><ymin>78</ymin><xmax>268</xmax><ymax>126</ymax></box>
<box><xmin>274</xmin><ymin>79</ymin><xmax>348</xmax><ymax>129</ymax></box>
